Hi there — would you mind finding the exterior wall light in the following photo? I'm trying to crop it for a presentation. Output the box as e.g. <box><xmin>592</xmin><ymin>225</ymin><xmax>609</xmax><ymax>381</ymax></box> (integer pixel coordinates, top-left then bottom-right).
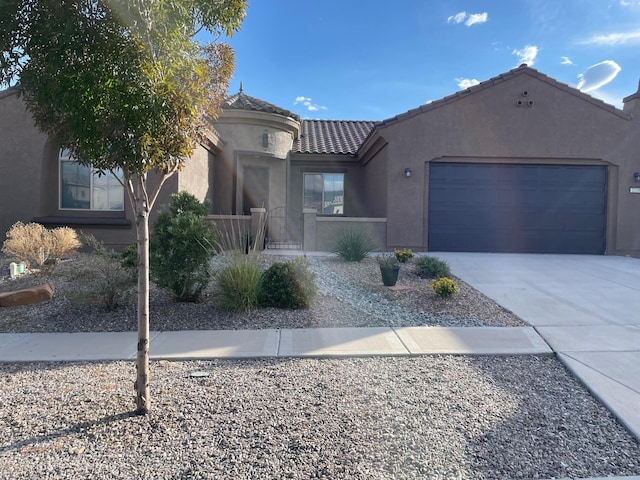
<box><xmin>634</xmin><ymin>172</ymin><xmax>640</xmax><ymax>182</ymax></box>
<box><xmin>404</xmin><ymin>168</ymin><xmax>412</xmax><ymax>178</ymax></box>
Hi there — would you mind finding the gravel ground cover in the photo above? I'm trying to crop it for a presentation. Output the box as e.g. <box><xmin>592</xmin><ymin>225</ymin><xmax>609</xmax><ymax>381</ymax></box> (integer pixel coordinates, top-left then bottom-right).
<box><xmin>0</xmin><ymin>253</ymin><xmax>525</xmax><ymax>333</ymax></box>
<box><xmin>1</xmin><ymin>253</ymin><xmax>639</xmax><ymax>479</ymax></box>
<box><xmin>2</xmin><ymin>357</ymin><xmax>640</xmax><ymax>480</ymax></box>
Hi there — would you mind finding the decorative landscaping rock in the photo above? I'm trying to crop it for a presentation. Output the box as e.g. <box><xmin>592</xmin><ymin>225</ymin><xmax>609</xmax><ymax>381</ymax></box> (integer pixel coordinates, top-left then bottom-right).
<box><xmin>0</xmin><ymin>283</ymin><xmax>55</xmax><ymax>307</ymax></box>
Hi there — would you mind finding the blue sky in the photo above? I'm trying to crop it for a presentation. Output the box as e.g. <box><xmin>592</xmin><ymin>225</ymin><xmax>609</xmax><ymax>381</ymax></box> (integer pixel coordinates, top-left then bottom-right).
<box><xmin>218</xmin><ymin>0</ymin><xmax>640</xmax><ymax>121</ymax></box>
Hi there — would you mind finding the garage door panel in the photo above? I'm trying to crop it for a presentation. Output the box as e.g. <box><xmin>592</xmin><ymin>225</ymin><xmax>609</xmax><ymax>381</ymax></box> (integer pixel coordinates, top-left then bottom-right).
<box><xmin>428</xmin><ymin>163</ymin><xmax>607</xmax><ymax>254</ymax></box>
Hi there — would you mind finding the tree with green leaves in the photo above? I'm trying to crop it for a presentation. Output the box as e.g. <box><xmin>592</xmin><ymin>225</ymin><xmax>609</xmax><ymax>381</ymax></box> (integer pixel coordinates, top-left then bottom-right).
<box><xmin>0</xmin><ymin>0</ymin><xmax>246</xmax><ymax>414</ymax></box>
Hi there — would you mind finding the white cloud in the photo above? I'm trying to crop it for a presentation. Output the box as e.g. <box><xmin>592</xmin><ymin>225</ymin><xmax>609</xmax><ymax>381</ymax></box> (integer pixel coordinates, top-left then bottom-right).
<box><xmin>561</xmin><ymin>56</ymin><xmax>574</xmax><ymax>65</ymax></box>
<box><xmin>294</xmin><ymin>96</ymin><xmax>327</xmax><ymax>112</ymax></box>
<box><xmin>588</xmin><ymin>89</ymin><xmax>624</xmax><ymax>108</ymax></box>
<box><xmin>512</xmin><ymin>45</ymin><xmax>539</xmax><ymax>66</ymax></box>
<box><xmin>465</xmin><ymin>12</ymin><xmax>488</xmax><ymax>26</ymax></box>
<box><xmin>620</xmin><ymin>0</ymin><xmax>640</xmax><ymax>6</ymax></box>
<box><xmin>456</xmin><ymin>78</ymin><xmax>480</xmax><ymax>89</ymax></box>
<box><xmin>447</xmin><ymin>11</ymin><xmax>467</xmax><ymax>24</ymax></box>
<box><xmin>576</xmin><ymin>60</ymin><xmax>622</xmax><ymax>92</ymax></box>
<box><xmin>447</xmin><ymin>11</ymin><xmax>487</xmax><ymax>26</ymax></box>
<box><xmin>581</xmin><ymin>29</ymin><xmax>640</xmax><ymax>45</ymax></box>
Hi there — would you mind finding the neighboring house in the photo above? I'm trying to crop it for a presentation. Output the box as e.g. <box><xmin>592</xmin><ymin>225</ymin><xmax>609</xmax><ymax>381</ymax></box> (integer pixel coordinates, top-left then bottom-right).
<box><xmin>1</xmin><ymin>65</ymin><xmax>640</xmax><ymax>256</ymax></box>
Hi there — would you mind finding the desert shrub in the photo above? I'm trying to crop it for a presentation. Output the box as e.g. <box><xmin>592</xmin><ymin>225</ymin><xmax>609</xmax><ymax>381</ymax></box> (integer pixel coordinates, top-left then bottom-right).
<box><xmin>394</xmin><ymin>248</ymin><xmax>413</xmax><ymax>263</ymax></box>
<box><xmin>71</xmin><ymin>235</ymin><xmax>136</xmax><ymax>310</ymax></box>
<box><xmin>49</xmin><ymin>227</ymin><xmax>82</xmax><ymax>260</ymax></box>
<box><xmin>258</xmin><ymin>261</ymin><xmax>310</xmax><ymax>310</ymax></box>
<box><xmin>120</xmin><ymin>243</ymin><xmax>138</xmax><ymax>269</ymax></box>
<box><xmin>150</xmin><ymin>191</ymin><xmax>219</xmax><ymax>302</ymax></box>
<box><xmin>166</xmin><ymin>190</ymin><xmax>210</xmax><ymax>217</ymax></box>
<box><xmin>290</xmin><ymin>256</ymin><xmax>317</xmax><ymax>301</ymax></box>
<box><xmin>415</xmin><ymin>255</ymin><xmax>451</xmax><ymax>279</ymax></box>
<box><xmin>215</xmin><ymin>215</ymin><xmax>266</xmax><ymax>254</ymax></box>
<box><xmin>377</xmin><ymin>253</ymin><xmax>398</xmax><ymax>268</ymax></box>
<box><xmin>214</xmin><ymin>255</ymin><xmax>262</xmax><ymax>312</ymax></box>
<box><xmin>430</xmin><ymin>277</ymin><xmax>459</xmax><ymax>298</ymax></box>
<box><xmin>332</xmin><ymin>228</ymin><xmax>375</xmax><ymax>262</ymax></box>
<box><xmin>2</xmin><ymin>222</ymin><xmax>81</xmax><ymax>269</ymax></box>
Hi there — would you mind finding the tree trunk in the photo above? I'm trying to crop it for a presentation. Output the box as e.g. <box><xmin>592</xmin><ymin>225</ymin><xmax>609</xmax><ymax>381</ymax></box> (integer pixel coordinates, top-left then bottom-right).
<box><xmin>135</xmin><ymin>193</ymin><xmax>151</xmax><ymax>415</ymax></box>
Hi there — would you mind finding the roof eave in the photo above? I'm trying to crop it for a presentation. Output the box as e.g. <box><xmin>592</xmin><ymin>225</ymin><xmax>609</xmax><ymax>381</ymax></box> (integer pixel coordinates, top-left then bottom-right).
<box><xmin>375</xmin><ymin>65</ymin><xmax>631</xmax><ymax>129</ymax></box>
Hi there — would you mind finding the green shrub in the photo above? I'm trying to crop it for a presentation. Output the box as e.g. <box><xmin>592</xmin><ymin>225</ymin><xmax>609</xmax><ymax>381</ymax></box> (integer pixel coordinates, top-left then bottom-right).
<box><xmin>332</xmin><ymin>228</ymin><xmax>375</xmax><ymax>262</ymax></box>
<box><xmin>430</xmin><ymin>277</ymin><xmax>460</xmax><ymax>298</ymax></box>
<box><xmin>120</xmin><ymin>243</ymin><xmax>138</xmax><ymax>269</ymax></box>
<box><xmin>290</xmin><ymin>256</ymin><xmax>317</xmax><ymax>301</ymax></box>
<box><xmin>415</xmin><ymin>255</ymin><xmax>451</xmax><ymax>279</ymax></box>
<box><xmin>377</xmin><ymin>253</ymin><xmax>398</xmax><ymax>268</ymax></box>
<box><xmin>394</xmin><ymin>248</ymin><xmax>413</xmax><ymax>263</ymax></box>
<box><xmin>72</xmin><ymin>235</ymin><xmax>136</xmax><ymax>311</ymax></box>
<box><xmin>2</xmin><ymin>221</ymin><xmax>81</xmax><ymax>269</ymax></box>
<box><xmin>150</xmin><ymin>191</ymin><xmax>219</xmax><ymax>302</ymax></box>
<box><xmin>167</xmin><ymin>190</ymin><xmax>210</xmax><ymax>217</ymax></box>
<box><xmin>258</xmin><ymin>261</ymin><xmax>310</xmax><ymax>310</ymax></box>
<box><xmin>214</xmin><ymin>255</ymin><xmax>262</xmax><ymax>312</ymax></box>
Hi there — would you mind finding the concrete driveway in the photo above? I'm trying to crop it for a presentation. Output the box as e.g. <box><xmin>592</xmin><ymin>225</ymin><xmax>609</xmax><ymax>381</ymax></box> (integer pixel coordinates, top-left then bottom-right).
<box><xmin>433</xmin><ymin>252</ymin><xmax>640</xmax><ymax>442</ymax></box>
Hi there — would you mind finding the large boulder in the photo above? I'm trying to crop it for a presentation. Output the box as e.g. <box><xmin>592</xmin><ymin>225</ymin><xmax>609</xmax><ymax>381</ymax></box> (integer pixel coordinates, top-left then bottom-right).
<box><xmin>0</xmin><ymin>283</ymin><xmax>55</xmax><ymax>307</ymax></box>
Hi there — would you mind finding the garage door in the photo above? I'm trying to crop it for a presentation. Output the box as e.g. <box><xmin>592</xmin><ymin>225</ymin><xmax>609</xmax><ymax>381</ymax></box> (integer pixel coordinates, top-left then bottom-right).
<box><xmin>428</xmin><ymin>163</ymin><xmax>607</xmax><ymax>254</ymax></box>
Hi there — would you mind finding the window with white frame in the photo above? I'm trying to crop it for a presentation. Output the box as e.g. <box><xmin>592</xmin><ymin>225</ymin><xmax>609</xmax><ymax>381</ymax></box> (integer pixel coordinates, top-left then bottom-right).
<box><xmin>303</xmin><ymin>173</ymin><xmax>344</xmax><ymax>215</ymax></box>
<box><xmin>59</xmin><ymin>149</ymin><xmax>124</xmax><ymax>211</ymax></box>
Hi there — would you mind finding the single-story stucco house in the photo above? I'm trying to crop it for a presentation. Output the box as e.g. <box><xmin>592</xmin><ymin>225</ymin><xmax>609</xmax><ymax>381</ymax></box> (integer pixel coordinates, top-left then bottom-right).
<box><xmin>1</xmin><ymin>65</ymin><xmax>639</xmax><ymax>256</ymax></box>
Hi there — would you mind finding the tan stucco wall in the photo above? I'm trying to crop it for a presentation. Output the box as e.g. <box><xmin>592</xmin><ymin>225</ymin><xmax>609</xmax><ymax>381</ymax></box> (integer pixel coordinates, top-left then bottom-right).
<box><xmin>213</xmin><ymin>109</ymin><xmax>298</xmax><ymax>215</ymax></box>
<box><xmin>372</xmin><ymin>72</ymin><xmax>640</xmax><ymax>255</ymax></box>
<box><xmin>177</xmin><ymin>144</ymin><xmax>213</xmax><ymax>206</ymax></box>
<box><xmin>315</xmin><ymin>217</ymin><xmax>387</xmax><ymax>252</ymax></box>
<box><xmin>361</xmin><ymin>142</ymin><xmax>389</xmax><ymax>218</ymax></box>
<box><xmin>0</xmin><ymin>90</ymin><xmax>216</xmax><ymax>249</ymax></box>
<box><xmin>289</xmin><ymin>155</ymin><xmax>368</xmax><ymax>235</ymax></box>
<box><xmin>286</xmin><ymin>154</ymin><xmax>370</xmax><ymax>246</ymax></box>
<box><xmin>0</xmin><ymin>91</ymin><xmax>48</xmax><ymax>238</ymax></box>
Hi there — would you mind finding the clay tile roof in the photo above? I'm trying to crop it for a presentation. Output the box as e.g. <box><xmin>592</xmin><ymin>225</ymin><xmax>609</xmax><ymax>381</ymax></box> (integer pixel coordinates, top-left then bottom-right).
<box><xmin>293</xmin><ymin>120</ymin><xmax>376</xmax><ymax>155</ymax></box>
<box><xmin>223</xmin><ymin>89</ymin><xmax>300</xmax><ymax>121</ymax></box>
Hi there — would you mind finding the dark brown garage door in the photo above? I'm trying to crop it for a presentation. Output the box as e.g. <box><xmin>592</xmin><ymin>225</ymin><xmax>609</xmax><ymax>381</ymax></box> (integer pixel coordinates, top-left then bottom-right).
<box><xmin>428</xmin><ymin>163</ymin><xmax>607</xmax><ymax>254</ymax></box>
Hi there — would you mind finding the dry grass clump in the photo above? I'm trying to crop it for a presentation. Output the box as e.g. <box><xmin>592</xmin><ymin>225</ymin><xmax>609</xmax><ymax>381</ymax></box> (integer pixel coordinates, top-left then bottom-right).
<box><xmin>1</xmin><ymin>222</ymin><xmax>81</xmax><ymax>267</ymax></box>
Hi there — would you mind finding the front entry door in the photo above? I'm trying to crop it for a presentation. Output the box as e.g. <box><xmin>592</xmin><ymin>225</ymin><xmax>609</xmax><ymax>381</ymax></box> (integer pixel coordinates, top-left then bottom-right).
<box><xmin>242</xmin><ymin>166</ymin><xmax>269</xmax><ymax>215</ymax></box>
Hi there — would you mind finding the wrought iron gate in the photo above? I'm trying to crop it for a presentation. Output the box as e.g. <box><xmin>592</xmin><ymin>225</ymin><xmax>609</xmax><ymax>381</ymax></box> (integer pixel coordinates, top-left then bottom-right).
<box><xmin>265</xmin><ymin>206</ymin><xmax>302</xmax><ymax>249</ymax></box>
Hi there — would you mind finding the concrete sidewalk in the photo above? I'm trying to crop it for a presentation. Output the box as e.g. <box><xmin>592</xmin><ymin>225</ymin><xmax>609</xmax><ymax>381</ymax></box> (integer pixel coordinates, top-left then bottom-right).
<box><xmin>1</xmin><ymin>250</ymin><xmax>639</xmax><ymax>455</ymax></box>
<box><xmin>434</xmin><ymin>252</ymin><xmax>640</xmax><ymax>444</ymax></box>
<box><xmin>1</xmin><ymin>327</ymin><xmax>637</xmax><ymax>480</ymax></box>
<box><xmin>0</xmin><ymin>325</ymin><xmax>551</xmax><ymax>362</ymax></box>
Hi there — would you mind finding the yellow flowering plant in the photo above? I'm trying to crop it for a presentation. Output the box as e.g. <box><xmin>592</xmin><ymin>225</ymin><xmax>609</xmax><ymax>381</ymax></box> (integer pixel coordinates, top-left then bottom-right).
<box><xmin>394</xmin><ymin>248</ymin><xmax>413</xmax><ymax>263</ymax></box>
<box><xmin>430</xmin><ymin>277</ymin><xmax>459</xmax><ymax>298</ymax></box>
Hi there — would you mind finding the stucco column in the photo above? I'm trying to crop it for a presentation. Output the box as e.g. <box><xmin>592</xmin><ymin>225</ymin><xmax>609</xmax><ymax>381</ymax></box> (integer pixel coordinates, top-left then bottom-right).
<box><xmin>303</xmin><ymin>208</ymin><xmax>317</xmax><ymax>251</ymax></box>
<box><xmin>250</xmin><ymin>208</ymin><xmax>267</xmax><ymax>250</ymax></box>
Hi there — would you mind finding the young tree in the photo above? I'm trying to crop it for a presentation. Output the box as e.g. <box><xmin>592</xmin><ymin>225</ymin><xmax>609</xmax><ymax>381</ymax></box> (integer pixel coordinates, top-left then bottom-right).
<box><xmin>0</xmin><ymin>0</ymin><xmax>246</xmax><ymax>414</ymax></box>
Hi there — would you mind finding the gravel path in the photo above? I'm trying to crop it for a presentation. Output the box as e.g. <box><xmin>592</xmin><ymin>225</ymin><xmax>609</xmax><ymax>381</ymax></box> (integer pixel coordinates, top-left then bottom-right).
<box><xmin>1</xmin><ymin>253</ymin><xmax>640</xmax><ymax>478</ymax></box>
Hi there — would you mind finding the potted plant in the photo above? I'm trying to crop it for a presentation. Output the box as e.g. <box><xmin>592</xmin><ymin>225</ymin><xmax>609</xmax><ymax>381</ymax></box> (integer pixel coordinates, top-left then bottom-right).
<box><xmin>377</xmin><ymin>254</ymin><xmax>400</xmax><ymax>286</ymax></box>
